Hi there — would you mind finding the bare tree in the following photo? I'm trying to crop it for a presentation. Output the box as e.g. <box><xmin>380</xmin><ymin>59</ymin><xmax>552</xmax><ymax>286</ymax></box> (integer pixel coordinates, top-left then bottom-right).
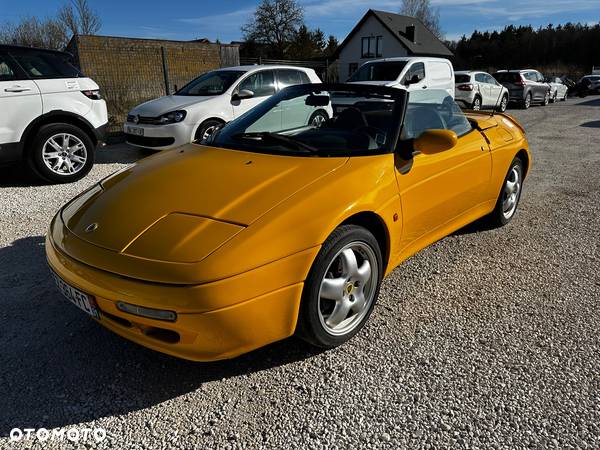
<box><xmin>58</xmin><ymin>0</ymin><xmax>101</xmax><ymax>36</ymax></box>
<box><xmin>0</xmin><ymin>0</ymin><xmax>101</xmax><ymax>50</ymax></box>
<box><xmin>400</xmin><ymin>0</ymin><xmax>443</xmax><ymax>39</ymax></box>
<box><xmin>242</xmin><ymin>0</ymin><xmax>304</xmax><ymax>57</ymax></box>
<box><xmin>0</xmin><ymin>16</ymin><xmax>67</xmax><ymax>50</ymax></box>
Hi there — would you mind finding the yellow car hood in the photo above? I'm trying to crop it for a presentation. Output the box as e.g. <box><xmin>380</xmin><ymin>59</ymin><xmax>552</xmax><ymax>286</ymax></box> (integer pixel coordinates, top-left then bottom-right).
<box><xmin>62</xmin><ymin>145</ymin><xmax>347</xmax><ymax>260</ymax></box>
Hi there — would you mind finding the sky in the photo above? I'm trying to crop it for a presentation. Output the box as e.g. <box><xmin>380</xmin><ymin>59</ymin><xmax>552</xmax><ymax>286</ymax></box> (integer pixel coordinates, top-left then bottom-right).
<box><xmin>1</xmin><ymin>0</ymin><xmax>599</xmax><ymax>43</ymax></box>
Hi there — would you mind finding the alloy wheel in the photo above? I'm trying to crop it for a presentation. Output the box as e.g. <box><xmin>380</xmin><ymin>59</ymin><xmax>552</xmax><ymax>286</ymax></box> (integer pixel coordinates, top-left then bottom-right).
<box><xmin>317</xmin><ymin>242</ymin><xmax>378</xmax><ymax>336</ymax></box>
<box><xmin>500</xmin><ymin>96</ymin><xmax>508</xmax><ymax>112</ymax></box>
<box><xmin>202</xmin><ymin>125</ymin><xmax>218</xmax><ymax>141</ymax></box>
<box><xmin>502</xmin><ymin>165</ymin><xmax>522</xmax><ymax>219</ymax></box>
<box><xmin>42</xmin><ymin>133</ymin><xmax>87</xmax><ymax>176</ymax></box>
<box><xmin>311</xmin><ymin>114</ymin><xmax>327</xmax><ymax>127</ymax></box>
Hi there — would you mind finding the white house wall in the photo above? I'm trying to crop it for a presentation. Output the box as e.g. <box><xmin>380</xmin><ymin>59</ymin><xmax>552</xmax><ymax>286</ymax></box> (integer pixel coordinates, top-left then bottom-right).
<box><xmin>337</xmin><ymin>15</ymin><xmax>409</xmax><ymax>80</ymax></box>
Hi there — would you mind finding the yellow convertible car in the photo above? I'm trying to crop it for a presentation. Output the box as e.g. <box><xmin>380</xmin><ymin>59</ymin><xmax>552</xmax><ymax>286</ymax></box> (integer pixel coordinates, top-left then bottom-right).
<box><xmin>46</xmin><ymin>84</ymin><xmax>530</xmax><ymax>361</ymax></box>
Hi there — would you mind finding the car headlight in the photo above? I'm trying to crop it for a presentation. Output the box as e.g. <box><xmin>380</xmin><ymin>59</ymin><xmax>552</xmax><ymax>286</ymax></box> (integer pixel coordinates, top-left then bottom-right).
<box><xmin>159</xmin><ymin>110</ymin><xmax>187</xmax><ymax>124</ymax></box>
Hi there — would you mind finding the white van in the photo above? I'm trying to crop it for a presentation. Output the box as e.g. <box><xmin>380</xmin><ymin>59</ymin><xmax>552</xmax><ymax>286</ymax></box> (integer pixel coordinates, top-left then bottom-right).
<box><xmin>347</xmin><ymin>57</ymin><xmax>454</xmax><ymax>98</ymax></box>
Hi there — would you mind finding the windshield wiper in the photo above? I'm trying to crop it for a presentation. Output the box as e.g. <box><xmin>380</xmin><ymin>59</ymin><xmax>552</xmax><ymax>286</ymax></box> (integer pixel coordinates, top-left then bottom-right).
<box><xmin>232</xmin><ymin>132</ymin><xmax>318</xmax><ymax>154</ymax></box>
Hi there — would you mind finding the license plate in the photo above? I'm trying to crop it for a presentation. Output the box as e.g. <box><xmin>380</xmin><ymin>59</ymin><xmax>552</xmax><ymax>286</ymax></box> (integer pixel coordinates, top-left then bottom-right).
<box><xmin>53</xmin><ymin>274</ymin><xmax>100</xmax><ymax>320</ymax></box>
<box><xmin>126</xmin><ymin>126</ymin><xmax>144</xmax><ymax>136</ymax></box>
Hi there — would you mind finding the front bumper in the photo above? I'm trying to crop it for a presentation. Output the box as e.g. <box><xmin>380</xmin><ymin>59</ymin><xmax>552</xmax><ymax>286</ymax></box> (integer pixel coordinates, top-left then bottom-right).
<box><xmin>94</xmin><ymin>122</ymin><xmax>109</xmax><ymax>146</ymax></box>
<box><xmin>123</xmin><ymin>122</ymin><xmax>193</xmax><ymax>150</ymax></box>
<box><xmin>46</xmin><ymin>235</ymin><xmax>311</xmax><ymax>361</ymax></box>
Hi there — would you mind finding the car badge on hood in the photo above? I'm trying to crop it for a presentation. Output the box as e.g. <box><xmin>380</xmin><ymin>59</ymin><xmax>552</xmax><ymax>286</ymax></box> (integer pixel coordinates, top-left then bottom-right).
<box><xmin>133</xmin><ymin>115</ymin><xmax>140</xmax><ymax>124</ymax></box>
<box><xmin>85</xmin><ymin>223</ymin><xmax>99</xmax><ymax>233</ymax></box>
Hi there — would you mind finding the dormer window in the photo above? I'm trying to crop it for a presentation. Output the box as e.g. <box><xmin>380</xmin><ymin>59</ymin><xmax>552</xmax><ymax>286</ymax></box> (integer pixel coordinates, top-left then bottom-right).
<box><xmin>361</xmin><ymin>36</ymin><xmax>383</xmax><ymax>58</ymax></box>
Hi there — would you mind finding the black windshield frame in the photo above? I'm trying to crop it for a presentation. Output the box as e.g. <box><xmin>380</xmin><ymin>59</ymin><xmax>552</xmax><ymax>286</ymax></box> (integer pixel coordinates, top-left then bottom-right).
<box><xmin>210</xmin><ymin>83</ymin><xmax>409</xmax><ymax>157</ymax></box>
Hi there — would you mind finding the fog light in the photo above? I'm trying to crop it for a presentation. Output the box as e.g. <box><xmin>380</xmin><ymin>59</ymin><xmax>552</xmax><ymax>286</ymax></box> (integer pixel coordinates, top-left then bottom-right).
<box><xmin>116</xmin><ymin>301</ymin><xmax>177</xmax><ymax>322</ymax></box>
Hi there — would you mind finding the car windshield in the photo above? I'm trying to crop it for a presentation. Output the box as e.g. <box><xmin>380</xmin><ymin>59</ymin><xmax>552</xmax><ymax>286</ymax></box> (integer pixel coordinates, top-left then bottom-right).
<box><xmin>349</xmin><ymin>61</ymin><xmax>408</xmax><ymax>82</ymax></box>
<box><xmin>583</xmin><ymin>76</ymin><xmax>600</xmax><ymax>81</ymax></box>
<box><xmin>176</xmin><ymin>70</ymin><xmax>245</xmax><ymax>96</ymax></box>
<box><xmin>208</xmin><ymin>84</ymin><xmax>471</xmax><ymax>157</ymax></box>
<box><xmin>455</xmin><ymin>74</ymin><xmax>471</xmax><ymax>83</ymax></box>
<box><xmin>210</xmin><ymin>84</ymin><xmax>405</xmax><ymax>156</ymax></box>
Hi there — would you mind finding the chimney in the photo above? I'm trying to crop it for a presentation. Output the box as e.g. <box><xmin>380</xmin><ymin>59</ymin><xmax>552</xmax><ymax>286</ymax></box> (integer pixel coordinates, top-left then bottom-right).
<box><xmin>405</xmin><ymin>25</ymin><xmax>417</xmax><ymax>43</ymax></box>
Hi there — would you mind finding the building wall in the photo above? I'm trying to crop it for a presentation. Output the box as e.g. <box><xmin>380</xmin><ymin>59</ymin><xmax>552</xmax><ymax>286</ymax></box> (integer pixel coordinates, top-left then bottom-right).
<box><xmin>67</xmin><ymin>35</ymin><xmax>239</xmax><ymax>130</ymax></box>
<box><xmin>337</xmin><ymin>15</ymin><xmax>409</xmax><ymax>80</ymax></box>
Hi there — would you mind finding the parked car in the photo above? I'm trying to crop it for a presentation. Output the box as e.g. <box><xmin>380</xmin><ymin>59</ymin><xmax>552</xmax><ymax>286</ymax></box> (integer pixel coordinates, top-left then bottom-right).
<box><xmin>0</xmin><ymin>45</ymin><xmax>107</xmax><ymax>183</ymax></box>
<box><xmin>493</xmin><ymin>69</ymin><xmax>551</xmax><ymax>109</ymax></box>
<box><xmin>579</xmin><ymin>75</ymin><xmax>600</xmax><ymax>93</ymax></box>
<box><xmin>347</xmin><ymin>57</ymin><xmax>455</xmax><ymax>97</ymax></box>
<box><xmin>47</xmin><ymin>83</ymin><xmax>530</xmax><ymax>361</ymax></box>
<box><xmin>124</xmin><ymin>65</ymin><xmax>323</xmax><ymax>150</ymax></box>
<box><xmin>454</xmin><ymin>71</ymin><xmax>509</xmax><ymax>111</ymax></box>
<box><xmin>546</xmin><ymin>76</ymin><xmax>569</xmax><ymax>102</ymax></box>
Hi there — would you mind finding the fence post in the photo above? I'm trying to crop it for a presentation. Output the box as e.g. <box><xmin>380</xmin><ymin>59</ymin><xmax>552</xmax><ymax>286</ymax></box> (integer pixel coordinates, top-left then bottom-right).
<box><xmin>161</xmin><ymin>46</ymin><xmax>171</xmax><ymax>96</ymax></box>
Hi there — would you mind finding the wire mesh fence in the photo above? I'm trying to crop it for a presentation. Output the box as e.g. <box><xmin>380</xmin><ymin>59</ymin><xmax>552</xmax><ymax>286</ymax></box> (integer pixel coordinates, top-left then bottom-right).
<box><xmin>70</xmin><ymin>35</ymin><xmax>239</xmax><ymax>132</ymax></box>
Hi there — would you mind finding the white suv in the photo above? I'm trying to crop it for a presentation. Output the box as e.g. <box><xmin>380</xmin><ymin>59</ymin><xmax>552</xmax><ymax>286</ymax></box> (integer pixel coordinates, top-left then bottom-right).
<box><xmin>0</xmin><ymin>45</ymin><xmax>108</xmax><ymax>183</ymax></box>
<box><xmin>454</xmin><ymin>71</ymin><xmax>509</xmax><ymax>111</ymax></box>
<box><xmin>124</xmin><ymin>65</ymin><xmax>323</xmax><ymax>150</ymax></box>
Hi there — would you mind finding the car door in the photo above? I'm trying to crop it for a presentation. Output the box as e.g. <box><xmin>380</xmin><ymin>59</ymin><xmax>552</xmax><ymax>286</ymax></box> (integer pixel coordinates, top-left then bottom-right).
<box><xmin>483</xmin><ymin>73</ymin><xmax>501</xmax><ymax>107</ymax></box>
<box><xmin>231</xmin><ymin>69</ymin><xmax>277</xmax><ymax>118</ymax></box>
<box><xmin>474</xmin><ymin>73</ymin><xmax>491</xmax><ymax>106</ymax></box>
<box><xmin>0</xmin><ymin>51</ymin><xmax>42</xmax><ymax>146</ymax></box>
<box><xmin>534</xmin><ymin>71</ymin><xmax>547</xmax><ymax>100</ymax></box>
<box><xmin>395</xmin><ymin>91</ymin><xmax>492</xmax><ymax>249</ymax></box>
<box><xmin>400</xmin><ymin>62</ymin><xmax>426</xmax><ymax>92</ymax></box>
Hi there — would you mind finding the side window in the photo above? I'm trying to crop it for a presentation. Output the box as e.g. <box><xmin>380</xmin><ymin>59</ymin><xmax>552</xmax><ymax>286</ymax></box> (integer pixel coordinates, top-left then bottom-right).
<box><xmin>238</xmin><ymin>70</ymin><xmax>276</xmax><ymax>97</ymax></box>
<box><xmin>522</xmin><ymin>72</ymin><xmax>534</xmax><ymax>82</ymax></box>
<box><xmin>277</xmin><ymin>69</ymin><xmax>307</xmax><ymax>89</ymax></box>
<box><xmin>0</xmin><ymin>54</ymin><xmax>16</xmax><ymax>81</ymax></box>
<box><xmin>484</xmin><ymin>74</ymin><xmax>497</xmax><ymax>84</ymax></box>
<box><xmin>9</xmin><ymin>50</ymin><xmax>81</xmax><ymax>79</ymax></box>
<box><xmin>402</xmin><ymin>62</ymin><xmax>425</xmax><ymax>84</ymax></box>
<box><xmin>403</xmin><ymin>90</ymin><xmax>472</xmax><ymax>140</ymax></box>
<box><xmin>299</xmin><ymin>71</ymin><xmax>311</xmax><ymax>84</ymax></box>
<box><xmin>348</xmin><ymin>63</ymin><xmax>358</xmax><ymax>78</ymax></box>
<box><xmin>475</xmin><ymin>73</ymin><xmax>486</xmax><ymax>83</ymax></box>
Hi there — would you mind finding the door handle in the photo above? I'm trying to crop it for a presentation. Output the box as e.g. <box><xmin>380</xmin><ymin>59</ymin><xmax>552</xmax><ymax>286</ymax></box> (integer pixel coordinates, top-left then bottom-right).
<box><xmin>421</xmin><ymin>85</ymin><xmax>428</xmax><ymax>89</ymax></box>
<box><xmin>4</xmin><ymin>86</ymin><xmax>32</xmax><ymax>93</ymax></box>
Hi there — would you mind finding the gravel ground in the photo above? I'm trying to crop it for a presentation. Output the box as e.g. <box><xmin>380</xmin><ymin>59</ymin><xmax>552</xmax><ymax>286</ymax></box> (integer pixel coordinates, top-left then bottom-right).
<box><xmin>0</xmin><ymin>97</ymin><xmax>599</xmax><ymax>450</ymax></box>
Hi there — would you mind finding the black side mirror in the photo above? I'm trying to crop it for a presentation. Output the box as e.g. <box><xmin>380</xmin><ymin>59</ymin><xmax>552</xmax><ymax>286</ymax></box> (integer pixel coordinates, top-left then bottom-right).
<box><xmin>232</xmin><ymin>89</ymin><xmax>254</xmax><ymax>101</ymax></box>
<box><xmin>404</xmin><ymin>74</ymin><xmax>421</xmax><ymax>86</ymax></box>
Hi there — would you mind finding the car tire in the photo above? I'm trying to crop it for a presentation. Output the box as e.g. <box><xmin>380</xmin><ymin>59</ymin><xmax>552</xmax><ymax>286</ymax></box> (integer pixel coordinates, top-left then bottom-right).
<box><xmin>522</xmin><ymin>93</ymin><xmax>531</xmax><ymax>109</ymax></box>
<box><xmin>472</xmin><ymin>96</ymin><xmax>482</xmax><ymax>110</ymax></box>
<box><xmin>486</xmin><ymin>157</ymin><xmax>524</xmax><ymax>228</ymax></box>
<box><xmin>542</xmin><ymin>91</ymin><xmax>550</xmax><ymax>106</ymax></box>
<box><xmin>195</xmin><ymin>119</ymin><xmax>224</xmax><ymax>143</ymax></box>
<box><xmin>296</xmin><ymin>225</ymin><xmax>383</xmax><ymax>349</ymax></box>
<box><xmin>308</xmin><ymin>110</ymin><xmax>329</xmax><ymax>128</ymax></box>
<box><xmin>497</xmin><ymin>94</ymin><xmax>508</xmax><ymax>112</ymax></box>
<box><xmin>27</xmin><ymin>123</ymin><xmax>95</xmax><ymax>184</ymax></box>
